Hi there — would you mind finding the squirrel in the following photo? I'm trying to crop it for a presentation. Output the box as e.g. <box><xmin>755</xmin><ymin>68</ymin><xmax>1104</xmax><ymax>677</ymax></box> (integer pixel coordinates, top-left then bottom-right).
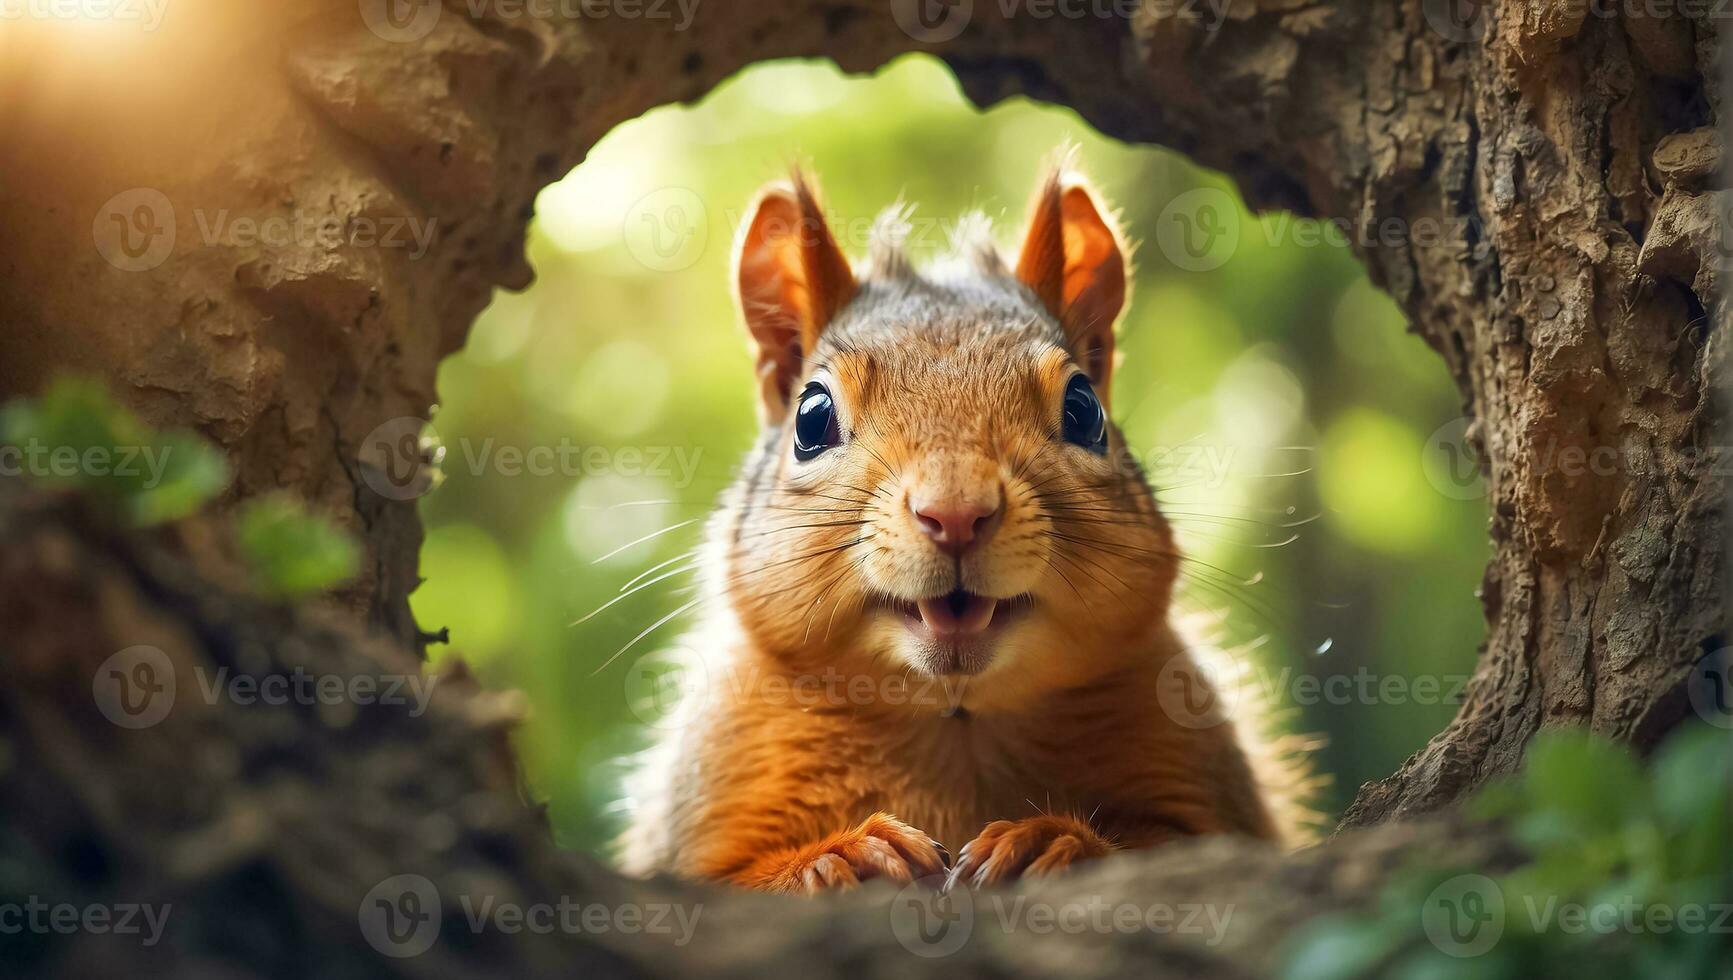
<box><xmin>617</xmin><ymin>160</ymin><xmax>1315</xmax><ymax>894</ymax></box>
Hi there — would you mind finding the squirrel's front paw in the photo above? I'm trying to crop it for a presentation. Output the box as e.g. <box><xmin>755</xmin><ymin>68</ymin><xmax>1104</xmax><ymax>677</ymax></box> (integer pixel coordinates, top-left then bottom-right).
<box><xmin>946</xmin><ymin>815</ymin><xmax>1112</xmax><ymax>889</ymax></box>
<box><xmin>738</xmin><ymin>812</ymin><xmax>949</xmax><ymax>895</ymax></box>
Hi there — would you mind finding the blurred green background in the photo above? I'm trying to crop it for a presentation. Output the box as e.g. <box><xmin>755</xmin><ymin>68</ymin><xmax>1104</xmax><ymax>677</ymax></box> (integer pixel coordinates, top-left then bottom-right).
<box><xmin>412</xmin><ymin>55</ymin><xmax>1488</xmax><ymax>852</ymax></box>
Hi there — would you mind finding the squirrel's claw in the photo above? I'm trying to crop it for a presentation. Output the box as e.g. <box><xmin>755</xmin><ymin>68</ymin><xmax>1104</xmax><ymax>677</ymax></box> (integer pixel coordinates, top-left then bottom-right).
<box><xmin>945</xmin><ymin>814</ymin><xmax>1113</xmax><ymax>890</ymax></box>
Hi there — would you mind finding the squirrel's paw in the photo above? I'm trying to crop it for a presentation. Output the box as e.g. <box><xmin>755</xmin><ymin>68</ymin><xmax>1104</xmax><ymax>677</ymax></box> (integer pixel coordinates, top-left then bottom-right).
<box><xmin>747</xmin><ymin>812</ymin><xmax>949</xmax><ymax>895</ymax></box>
<box><xmin>946</xmin><ymin>815</ymin><xmax>1112</xmax><ymax>889</ymax></box>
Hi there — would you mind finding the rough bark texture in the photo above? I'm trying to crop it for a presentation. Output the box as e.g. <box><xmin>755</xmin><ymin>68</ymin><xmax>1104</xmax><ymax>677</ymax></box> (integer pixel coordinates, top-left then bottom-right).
<box><xmin>0</xmin><ymin>0</ymin><xmax>1724</xmax><ymax>972</ymax></box>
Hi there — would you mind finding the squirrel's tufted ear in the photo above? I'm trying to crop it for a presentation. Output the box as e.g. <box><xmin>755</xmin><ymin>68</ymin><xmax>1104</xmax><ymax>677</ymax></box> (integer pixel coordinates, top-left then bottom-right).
<box><xmin>733</xmin><ymin>171</ymin><xmax>856</xmax><ymax>424</ymax></box>
<box><xmin>1014</xmin><ymin>167</ymin><xmax>1128</xmax><ymax>391</ymax></box>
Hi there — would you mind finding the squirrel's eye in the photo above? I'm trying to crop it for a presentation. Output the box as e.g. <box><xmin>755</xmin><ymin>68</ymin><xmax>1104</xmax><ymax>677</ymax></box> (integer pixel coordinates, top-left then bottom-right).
<box><xmin>792</xmin><ymin>383</ymin><xmax>840</xmax><ymax>461</ymax></box>
<box><xmin>1061</xmin><ymin>374</ymin><xmax>1108</xmax><ymax>454</ymax></box>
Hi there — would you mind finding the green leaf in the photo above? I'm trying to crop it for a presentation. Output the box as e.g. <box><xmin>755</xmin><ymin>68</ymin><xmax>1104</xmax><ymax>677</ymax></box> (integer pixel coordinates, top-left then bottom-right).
<box><xmin>1387</xmin><ymin>946</ymin><xmax>1516</xmax><ymax>980</ymax></box>
<box><xmin>236</xmin><ymin>495</ymin><xmax>360</xmax><ymax>599</ymax></box>
<box><xmin>1278</xmin><ymin>916</ymin><xmax>1404</xmax><ymax>980</ymax></box>
<box><xmin>1520</xmin><ymin>731</ymin><xmax>1645</xmax><ymax>836</ymax></box>
<box><xmin>0</xmin><ymin>377</ymin><xmax>228</xmax><ymax>525</ymax></box>
<box><xmin>1651</xmin><ymin>724</ymin><xmax>1731</xmax><ymax>830</ymax></box>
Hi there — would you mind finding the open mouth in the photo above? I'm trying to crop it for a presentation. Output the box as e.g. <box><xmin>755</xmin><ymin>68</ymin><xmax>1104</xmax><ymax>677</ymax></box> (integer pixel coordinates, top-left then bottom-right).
<box><xmin>894</xmin><ymin>589</ymin><xmax>1029</xmax><ymax>640</ymax></box>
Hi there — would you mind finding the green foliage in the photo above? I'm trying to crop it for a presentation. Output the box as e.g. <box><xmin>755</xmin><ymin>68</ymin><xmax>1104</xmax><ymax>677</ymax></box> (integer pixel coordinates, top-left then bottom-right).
<box><xmin>236</xmin><ymin>494</ymin><xmax>361</xmax><ymax>599</ymax></box>
<box><xmin>1280</xmin><ymin>726</ymin><xmax>1733</xmax><ymax>980</ymax></box>
<box><xmin>0</xmin><ymin>376</ymin><xmax>228</xmax><ymax>524</ymax></box>
<box><xmin>0</xmin><ymin>377</ymin><xmax>362</xmax><ymax>601</ymax></box>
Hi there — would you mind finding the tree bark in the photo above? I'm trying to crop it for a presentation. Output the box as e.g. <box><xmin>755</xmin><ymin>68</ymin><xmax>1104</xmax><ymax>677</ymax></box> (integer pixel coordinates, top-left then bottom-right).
<box><xmin>0</xmin><ymin>0</ymin><xmax>1724</xmax><ymax>967</ymax></box>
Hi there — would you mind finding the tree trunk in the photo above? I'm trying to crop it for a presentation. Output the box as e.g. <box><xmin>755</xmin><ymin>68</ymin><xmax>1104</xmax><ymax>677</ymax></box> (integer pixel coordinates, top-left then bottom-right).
<box><xmin>0</xmin><ymin>0</ymin><xmax>1724</xmax><ymax>973</ymax></box>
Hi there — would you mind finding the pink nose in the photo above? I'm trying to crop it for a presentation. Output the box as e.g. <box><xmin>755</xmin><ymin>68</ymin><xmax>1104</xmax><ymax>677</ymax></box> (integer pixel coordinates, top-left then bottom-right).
<box><xmin>911</xmin><ymin>498</ymin><xmax>1000</xmax><ymax>556</ymax></box>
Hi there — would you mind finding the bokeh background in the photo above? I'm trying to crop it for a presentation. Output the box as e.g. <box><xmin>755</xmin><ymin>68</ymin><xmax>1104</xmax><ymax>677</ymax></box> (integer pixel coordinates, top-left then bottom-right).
<box><xmin>412</xmin><ymin>55</ymin><xmax>1488</xmax><ymax>852</ymax></box>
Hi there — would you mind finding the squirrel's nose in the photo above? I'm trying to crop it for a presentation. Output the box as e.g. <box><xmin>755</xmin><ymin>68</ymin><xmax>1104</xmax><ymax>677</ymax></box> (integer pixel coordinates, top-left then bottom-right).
<box><xmin>910</xmin><ymin>497</ymin><xmax>1000</xmax><ymax>557</ymax></box>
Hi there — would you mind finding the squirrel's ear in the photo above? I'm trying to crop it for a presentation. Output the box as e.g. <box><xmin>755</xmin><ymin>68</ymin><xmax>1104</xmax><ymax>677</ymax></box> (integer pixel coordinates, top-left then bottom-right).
<box><xmin>1014</xmin><ymin>169</ymin><xmax>1127</xmax><ymax>389</ymax></box>
<box><xmin>733</xmin><ymin>172</ymin><xmax>856</xmax><ymax>423</ymax></box>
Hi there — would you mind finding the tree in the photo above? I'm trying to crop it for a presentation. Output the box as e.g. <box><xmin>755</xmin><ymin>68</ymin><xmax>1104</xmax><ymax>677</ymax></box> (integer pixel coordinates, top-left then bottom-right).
<box><xmin>0</xmin><ymin>1</ymin><xmax>1723</xmax><ymax>976</ymax></box>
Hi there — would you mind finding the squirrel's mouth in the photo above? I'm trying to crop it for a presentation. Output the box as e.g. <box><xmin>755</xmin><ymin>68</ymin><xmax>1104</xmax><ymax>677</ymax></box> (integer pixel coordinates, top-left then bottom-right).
<box><xmin>894</xmin><ymin>589</ymin><xmax>1030</xmax><ymax>641</ymax></box>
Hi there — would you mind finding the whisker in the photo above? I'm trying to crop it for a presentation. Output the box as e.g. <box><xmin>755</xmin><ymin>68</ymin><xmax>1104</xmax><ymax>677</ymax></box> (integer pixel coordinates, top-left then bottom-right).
<box><xmin>589</xmin><ymin>518</ymin><xmax>703</xmax><ymax>565</ymax></box>
<box><xmin>571</xmin><ymin>560</ymin><xmax>699</xmax><ymax>626</ymax></box>
<box><xmin>592</xmin><ymin>595</ymin><xmax>706</xmax><ymax>675</ymax></box>
<box><xmin>619</xmin><ymin>550</ymin><xmax>698</xmax><ymax>593</ymax></box>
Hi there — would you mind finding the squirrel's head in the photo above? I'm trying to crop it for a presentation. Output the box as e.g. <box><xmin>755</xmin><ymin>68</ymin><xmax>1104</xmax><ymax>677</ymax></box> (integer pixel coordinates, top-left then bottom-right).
<box><xmin>716</xmin><ymin>164</ymin><xmax>1176</xmax><ymax>711</ymax></box>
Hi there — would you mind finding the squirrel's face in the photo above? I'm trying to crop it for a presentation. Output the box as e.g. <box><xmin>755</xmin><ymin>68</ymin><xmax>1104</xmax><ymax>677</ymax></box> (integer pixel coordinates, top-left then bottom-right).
<box><xmin>718</xmin><ymin>166</ymin><xmax>1175</xmax><ymax>710</ymax></box>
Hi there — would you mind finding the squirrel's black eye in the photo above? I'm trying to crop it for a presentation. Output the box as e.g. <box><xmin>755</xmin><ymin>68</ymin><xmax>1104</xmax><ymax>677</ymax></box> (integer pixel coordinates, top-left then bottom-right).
<box><xmin>792</xmin><ymin>383</ymin><xmax>840</xmax><ymax>461</ymax></box>
<box><xmin>1061</xmin><ymin>374</ymin><xmax>1108</xmax><ymax>454</ymax></box>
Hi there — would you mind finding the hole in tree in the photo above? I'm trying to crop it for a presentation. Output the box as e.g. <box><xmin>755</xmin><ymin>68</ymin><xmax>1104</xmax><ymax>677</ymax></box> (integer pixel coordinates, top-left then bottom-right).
<box><xmin>411</xmin><ymin>55</ymin><xmax>1487</xmax><ymax>854</ymax></box>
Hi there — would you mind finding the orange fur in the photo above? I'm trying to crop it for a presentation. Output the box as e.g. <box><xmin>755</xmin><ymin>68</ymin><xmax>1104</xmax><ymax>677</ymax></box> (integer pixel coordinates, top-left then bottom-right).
<box><xmin>617</xmin><ymin>163</ymin><xmax>1312</xmax><ymax>892</ymax></box>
